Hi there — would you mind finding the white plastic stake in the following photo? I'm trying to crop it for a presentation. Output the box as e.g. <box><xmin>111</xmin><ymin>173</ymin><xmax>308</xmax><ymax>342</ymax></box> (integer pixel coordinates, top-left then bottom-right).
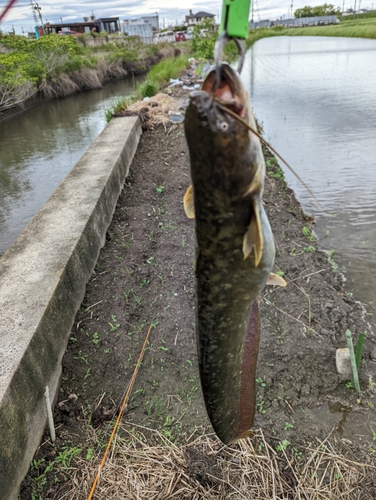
<box><xmin>44</xmin><ymin>386</ymin><xmax>56</xmax><ymax>443</ymax></box>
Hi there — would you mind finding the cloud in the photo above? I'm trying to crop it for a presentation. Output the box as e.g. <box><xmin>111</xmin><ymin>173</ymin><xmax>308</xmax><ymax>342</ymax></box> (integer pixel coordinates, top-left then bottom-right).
<box><xmin>0</xmin><ymin>0</ymin><xmax>353</xmax><ymax>34</ymax></box>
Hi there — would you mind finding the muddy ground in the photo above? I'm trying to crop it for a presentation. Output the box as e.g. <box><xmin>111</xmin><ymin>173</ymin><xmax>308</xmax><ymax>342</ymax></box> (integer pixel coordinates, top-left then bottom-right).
<box><xmin>21</xmin><ymin>115</ymin><xmax>376</xmax><ymax>498</ymax></box>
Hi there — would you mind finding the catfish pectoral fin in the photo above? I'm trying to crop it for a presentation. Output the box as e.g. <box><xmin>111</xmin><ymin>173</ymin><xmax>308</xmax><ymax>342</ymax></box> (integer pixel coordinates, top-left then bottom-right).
<box><xmin>242</xmin><ymin>201</ymin><xmax>263</xmax><ymax>266</ymax></box>
<box><xmin>266</xmin><ymin>273</ymin><xmax>287</xmax><ymax>287</ymax></box>
<box><xmin>183</xmin><ymin>185</ymin><xmax>195</xmax><ymax>219</ymax></box>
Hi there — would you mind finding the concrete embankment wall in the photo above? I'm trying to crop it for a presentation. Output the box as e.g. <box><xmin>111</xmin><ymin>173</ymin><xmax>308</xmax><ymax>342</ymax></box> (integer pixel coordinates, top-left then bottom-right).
<box><xmin>0</xmin><ymin>116</ymin><xmax>142</xmax><ymax>500</ymax></box>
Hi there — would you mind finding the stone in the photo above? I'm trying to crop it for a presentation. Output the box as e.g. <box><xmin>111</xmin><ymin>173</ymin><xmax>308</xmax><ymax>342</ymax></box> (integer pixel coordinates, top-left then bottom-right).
<box><xmin>335</xmin><ymin>348</ymin><xmax>352</xmax><ymax>381</ymax></box>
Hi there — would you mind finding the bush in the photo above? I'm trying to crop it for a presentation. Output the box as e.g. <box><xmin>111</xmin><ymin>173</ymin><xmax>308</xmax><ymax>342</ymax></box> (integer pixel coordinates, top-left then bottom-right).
<box><xmin>147</xmin><ymin>54</ymin><xmax>189</xmax><ymax>84</ymax></box>
<box><xmin>138</xmin><ymin>80</ymin><xmax>158</xmax><ymax>98</ymax></box>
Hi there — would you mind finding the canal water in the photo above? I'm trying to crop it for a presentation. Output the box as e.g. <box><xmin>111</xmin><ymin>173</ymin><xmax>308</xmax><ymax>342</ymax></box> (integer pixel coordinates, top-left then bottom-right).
<box><xmin>242</xmin><ymin>36</ymin><xmax>376</xmax><ymax>312</ymax></box>
<box><xmin>0</xmin><ymin>76</ymin><xmax>141</xmax><ymax>255</ymax></box>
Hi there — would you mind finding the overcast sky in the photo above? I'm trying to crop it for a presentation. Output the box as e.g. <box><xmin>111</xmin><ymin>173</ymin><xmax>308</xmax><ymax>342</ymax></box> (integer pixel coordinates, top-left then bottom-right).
<box><xmin>0</xmin><ymin>0</ymin><xmax>371</xmax><ymax>34</ymax></box>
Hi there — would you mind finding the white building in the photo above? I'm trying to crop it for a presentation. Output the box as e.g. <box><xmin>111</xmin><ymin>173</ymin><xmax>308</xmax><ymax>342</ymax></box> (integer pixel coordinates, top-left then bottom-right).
<box><xmin>121</xmin><ymin>23</ymin><xmax>154</xmax><ymax>43</ymax></box>
<box><xmin>123</xmin><ymin>15</ymin><xmax>159</xmax><ymax>32</ymax></box>
<box><xmin>184</xmin><ymin>10</ymin><xmax>215</xmax><ymax>28</ymax></box>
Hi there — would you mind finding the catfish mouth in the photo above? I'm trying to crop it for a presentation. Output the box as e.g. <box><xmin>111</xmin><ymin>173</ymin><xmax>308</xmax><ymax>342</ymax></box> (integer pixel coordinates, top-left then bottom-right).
<box><xmin>202</xmin><ymin>64</ymin><xmax>245</xmax><ymax>118</ymax></box>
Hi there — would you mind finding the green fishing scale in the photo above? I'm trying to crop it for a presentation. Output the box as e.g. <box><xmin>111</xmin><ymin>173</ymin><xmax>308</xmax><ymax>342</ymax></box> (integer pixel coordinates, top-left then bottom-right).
<box><xmin>219</xmin><ymin>0</ymin><xmax>251</xmax><ymax>39</ymax></box>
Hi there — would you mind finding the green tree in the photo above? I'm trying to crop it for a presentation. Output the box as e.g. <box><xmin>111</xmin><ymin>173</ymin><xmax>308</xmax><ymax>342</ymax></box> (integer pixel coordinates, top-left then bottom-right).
<box><xmin>294</xmin><ymin>5</ymin><xmax>313</xmax><ymax>17</ymax></box>
<box><xmin>294</xmin><ymin>3</ymin><xmax>340</xmax><ymax>17</ymax></box>
<box><xmin>191</xmin><ymin>18</ymin><xmax>216</xmax><ymax>59</ymax></box>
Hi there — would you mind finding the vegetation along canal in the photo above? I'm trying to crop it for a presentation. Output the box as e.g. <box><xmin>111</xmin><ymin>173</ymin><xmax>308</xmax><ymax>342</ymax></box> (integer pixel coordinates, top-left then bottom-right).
<box><xmin>242</xmin><ymin>35</ymin><xmax>376</xmax><ymax>315</ymax></box>
<box><xmin>0</xmin><ymin>75</ymin><xmax>142</xmax><ymax>255</ymax></box>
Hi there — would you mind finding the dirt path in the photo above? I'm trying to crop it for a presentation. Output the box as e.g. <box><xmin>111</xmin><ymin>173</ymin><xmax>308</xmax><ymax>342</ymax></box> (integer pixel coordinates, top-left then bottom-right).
<box><xmin>21</xmin><ymin>119</ymin><xmax>376</xmax><ymax>499</ymax></box>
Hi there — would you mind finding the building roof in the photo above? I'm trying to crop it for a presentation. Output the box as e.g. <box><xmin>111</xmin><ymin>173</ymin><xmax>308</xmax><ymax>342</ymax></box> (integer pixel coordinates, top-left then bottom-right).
<box><xmin>186</xmin><ymin>11</ymin><xmax>215</xmax><ymax>19</ymax></box>
<box><xmin>47</xmin><ymin>21</ymin><xmax>95</xmax><ymax>27</ymax></box>
<box><xmin>97</xmin><ymin>17</ymin><xmax>119</xmax><ymax>21</ymax></box>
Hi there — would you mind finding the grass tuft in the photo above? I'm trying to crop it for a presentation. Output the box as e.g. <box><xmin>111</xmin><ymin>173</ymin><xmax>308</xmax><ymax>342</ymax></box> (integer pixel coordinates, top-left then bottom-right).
<box><xmin>138</xmin><ymin>80</ymin><xmax>158</xmax><ymax>99</ymax></box>
<box><xmin>104</xmin><ymin>96</ymin><xmax>128</xmax><ymax>122</ymax></box>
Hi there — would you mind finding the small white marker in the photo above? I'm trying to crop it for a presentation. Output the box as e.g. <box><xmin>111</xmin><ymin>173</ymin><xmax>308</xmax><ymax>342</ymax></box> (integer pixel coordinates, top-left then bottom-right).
<box><xmin>44</xmin><ymin>386</ymin><xmax>56</xmax><ymax>443</ymax></box>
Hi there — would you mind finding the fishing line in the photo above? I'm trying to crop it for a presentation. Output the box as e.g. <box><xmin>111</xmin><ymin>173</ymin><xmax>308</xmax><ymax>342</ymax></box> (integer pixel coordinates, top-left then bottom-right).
<box><xmin>214</xmin><ymin>99</ymin><xmax>323</xmax><ymax>210</ymax></box>
<box><xmin>87</xmin><ymin>323</ymin><xmax>153</xmax><ymax>500</ymax></box>
<box><xmin>0</xmin><ymin>0</ymin><xmax>18</xmax><ymax>22</ymax></box>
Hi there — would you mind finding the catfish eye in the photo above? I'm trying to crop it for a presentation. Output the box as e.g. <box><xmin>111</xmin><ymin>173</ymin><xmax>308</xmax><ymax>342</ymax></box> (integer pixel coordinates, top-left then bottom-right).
<box><xmin>219</xmin><ymin>121</ymin><xmax>229</xmax><ymax>132</ymax></box>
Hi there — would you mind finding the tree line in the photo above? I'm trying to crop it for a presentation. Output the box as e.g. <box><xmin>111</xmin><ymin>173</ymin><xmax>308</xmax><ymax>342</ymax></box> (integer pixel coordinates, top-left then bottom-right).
<box><xmin>294</xmin><ymin>3</ymin><xmax>341</xmax><ymax>18</ymax></box>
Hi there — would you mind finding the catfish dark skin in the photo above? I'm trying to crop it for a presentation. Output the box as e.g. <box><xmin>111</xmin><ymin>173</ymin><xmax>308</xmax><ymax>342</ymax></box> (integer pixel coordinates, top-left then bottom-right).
<box><xmin>184</xmin><ymin>64</ymin><xmax>281</xmax><ymax>444</ymax></box>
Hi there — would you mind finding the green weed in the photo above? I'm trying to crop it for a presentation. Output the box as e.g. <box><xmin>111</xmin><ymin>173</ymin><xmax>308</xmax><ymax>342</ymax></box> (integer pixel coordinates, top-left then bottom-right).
<box><xmin>138</xmin><ymin>80</ymin><xmax>157</xmax><ymax>98</ymax></box>
<box><xmin>304</xmin><ymin>245</ymin><xmax>315</xmax><ymax>253</ymax></box>
<box><xmin>104</xmin><ymin>96</ymin><xmax>128</xmax><ymax>122</ymax></box>
<box><xmin>109</xmin><ymin>315</ymin><xmax>120</xmax><ymax>331</ymax></box>
<box><xmin>276</xmin><ymin>440</ymin><xmax>291</xmax><ymax>451</ymax></box>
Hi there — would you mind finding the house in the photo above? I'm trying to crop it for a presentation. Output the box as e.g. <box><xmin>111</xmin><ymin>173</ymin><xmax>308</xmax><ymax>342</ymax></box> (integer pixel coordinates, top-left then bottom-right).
<box><xmin>184</xmin><ymin>10</ymin><xmax>215</xmax><ymax>28</ymax></box>
<box><xmin>96</xmin><ymin>18</ymin><xmax>120</xmax><ymax>33</ymax></box>
<box><xmin>45</xmin><ymin>17</ymin><xmax>120</xmax><ymax>34</ymax></box>
<box><xmin>45</xmin><ymin>21</ymin><xmax>96</xmax><ymax>34</ymax></box>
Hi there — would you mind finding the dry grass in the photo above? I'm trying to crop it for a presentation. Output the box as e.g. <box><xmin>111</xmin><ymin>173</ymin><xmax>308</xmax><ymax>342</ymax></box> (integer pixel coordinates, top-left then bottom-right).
<box><xmin>95</xmin><ymin>60</ymin><xmax>128</xmax><ymax>83</ymax></box>
<box><xmin>71</xmin><ymin>68</ymin><xmax>103</xmax><ymax>90</ymax></box>
<box><xmin>39</xmin><ymin>75</ymin><xmax>79</xmax><ymax>99</ymax></box>
<box><xmin>39</xmin><ymin>61</ymin><xmax>128</xmax><ymax>100</ymax></box>
<box><xmin>157</xmin><ymin>45</ymin><xmax>176</xmax><ymax>59</ymax></box>
<box><xmin>64</xmin><ymin>425</ymin><xmax>376</xmax><ymax>500</ymax></box>
<box><xmin>123</xmin><ymin>93</ymin><xmax>185</xmax><ymax>128</ymax></box>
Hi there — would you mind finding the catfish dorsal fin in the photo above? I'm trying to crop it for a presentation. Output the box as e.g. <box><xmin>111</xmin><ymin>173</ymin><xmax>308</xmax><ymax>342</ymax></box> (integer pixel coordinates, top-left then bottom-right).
<box><xmin>243</xmin><ymin>200</ymin><xmax>263</xmax><ymax>266</ymax></box>
<box><xmin>183</xmin><ymin>185</ymin><xmax>195</xmax><ymax>219</ymax></box>
<box><xmin>266</xmin><ymin>273</ymin><xmax>287</xmax><ymax>287</ymax></box>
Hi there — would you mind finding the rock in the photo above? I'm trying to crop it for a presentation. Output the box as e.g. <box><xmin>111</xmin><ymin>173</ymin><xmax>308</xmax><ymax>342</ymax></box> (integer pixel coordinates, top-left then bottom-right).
<box><xmin>301</xmin><ymin>384</ymin><xmax>311</xmax><ymax>396</ymax></box>
<box><xmin>370</xmin><ymin>348</ymin><xmax>376</xmax><ymax>361</ymax></box>
<box><xmin>335</xmin><ymin>348</ymin><xmax>352</xmax><ymax>381</ymax></box>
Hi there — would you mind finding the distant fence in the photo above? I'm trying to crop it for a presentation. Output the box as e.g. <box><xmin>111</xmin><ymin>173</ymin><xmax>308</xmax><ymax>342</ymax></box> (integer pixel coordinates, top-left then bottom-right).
<box><xmin>79</xmin><ymin>34</ymin><xmax>155</xmax><ymax>47</ymax></box>
<box><xmin>250</xmin><ymin>15</ymin><xmax>340</xmax><ymax>29</ymax></box>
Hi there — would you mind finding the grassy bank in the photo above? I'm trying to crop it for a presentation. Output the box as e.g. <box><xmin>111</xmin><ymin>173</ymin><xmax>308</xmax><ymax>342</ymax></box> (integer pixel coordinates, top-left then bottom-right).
<box><xmin>247</xmin><ymin>16</ymin><xmax>376</xmax><ymax>48</ymax></box>
<box><xmin>0</xmin><ymin>34</ymin><xmax>185</xmax><ymax>114</ymax></box>
<box><xmin>104</xmin><ymin>54</ymin><xmax>191</xmax><ymax>121</ymax></box>
<box><xmin>138</xmin><ymin>54</ymin><xmax>190</xmax><ymax>98</ymax></box>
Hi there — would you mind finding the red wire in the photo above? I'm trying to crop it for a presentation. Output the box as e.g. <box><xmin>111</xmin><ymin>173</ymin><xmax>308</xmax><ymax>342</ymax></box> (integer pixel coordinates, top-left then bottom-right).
<box><xmin>87</xmin><ymin>323</ymin><xmax>153</xmax><ymax>500</ymax></box>
<box><xmin>0</xmin><ymin>0</ymin><xmax>18</xmax><ymax>23</ymax></box>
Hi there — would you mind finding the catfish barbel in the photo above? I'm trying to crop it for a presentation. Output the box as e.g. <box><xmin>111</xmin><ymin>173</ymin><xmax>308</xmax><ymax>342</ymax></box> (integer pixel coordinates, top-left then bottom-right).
<box><xmin>184</xmin><ymin>63</ymin><xmax>285</xmax><ymax>445</ymax></box>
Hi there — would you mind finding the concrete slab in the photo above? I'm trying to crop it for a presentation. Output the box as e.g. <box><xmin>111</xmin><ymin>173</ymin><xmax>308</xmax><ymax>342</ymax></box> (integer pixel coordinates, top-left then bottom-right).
<box><xmin>0</xmin><ymin>116</ymin><xmax>142</xmax><ymax>500</ymax></box>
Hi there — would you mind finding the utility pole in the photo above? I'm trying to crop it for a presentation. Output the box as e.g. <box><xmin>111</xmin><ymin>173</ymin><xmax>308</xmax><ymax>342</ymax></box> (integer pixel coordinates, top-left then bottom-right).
<box><xmin>291</xmin><ymin>0</ymin><xmax>294</xmax><ymax>18</ymax></box>
<box><xmin>30</xmin><ymin>0</ymin><xmax>38</xmax><ymax>25</ymax></box>
<box><xmin>32</xmin><ymin>2</ymin><xmax>44</xmax><ymax>34</ymax></box>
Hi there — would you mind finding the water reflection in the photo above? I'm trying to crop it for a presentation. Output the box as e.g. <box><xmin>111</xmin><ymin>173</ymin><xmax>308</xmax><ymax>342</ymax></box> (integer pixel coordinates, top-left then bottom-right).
<box><xmin>243</xmin><ymin>36</ymin><xmax>376</xmax><ymax>308</ymax></box>
<box><xmin>0</xmin><ymin>77</ymin><xmax>142</xmax><ymax>254</ymax></box>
